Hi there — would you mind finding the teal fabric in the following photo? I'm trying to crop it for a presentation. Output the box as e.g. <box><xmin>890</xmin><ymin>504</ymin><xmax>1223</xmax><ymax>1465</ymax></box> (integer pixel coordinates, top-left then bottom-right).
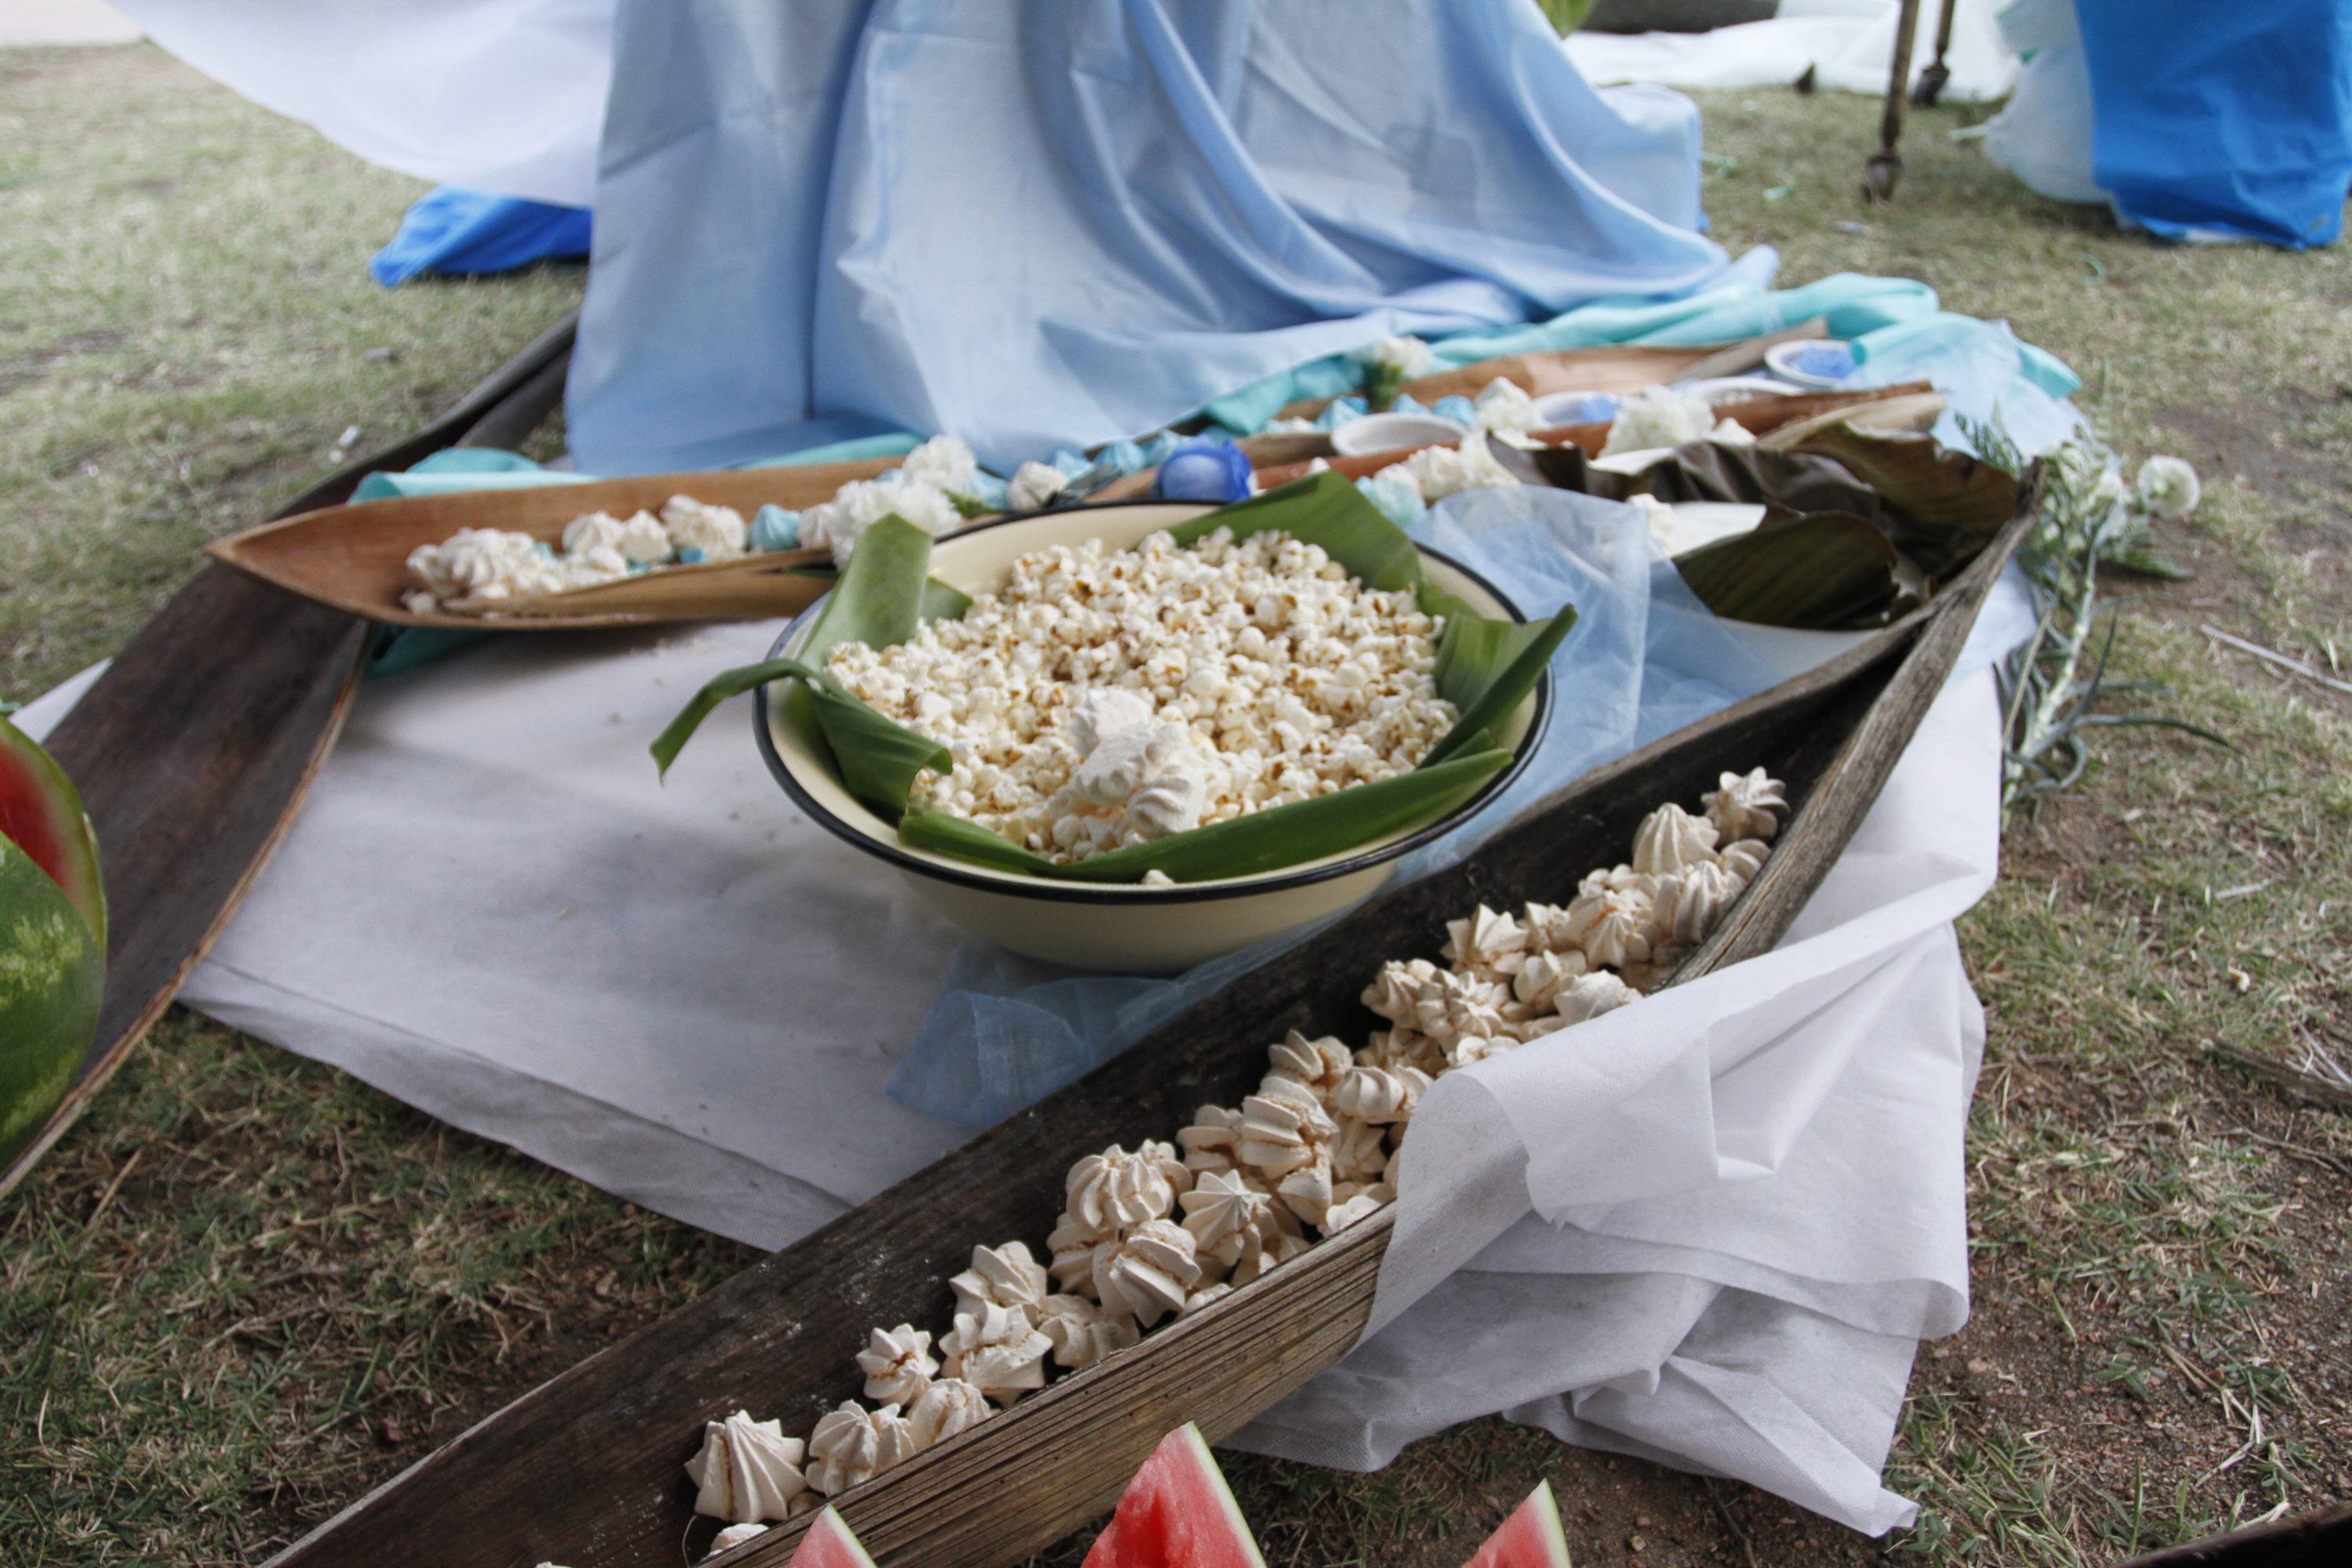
<box><xmin>746</xmin><ymin>431</ymin><xmax>924</xmax><ymax>467</ymax></box>
<box><xmin>1201</xmin><ymin>270</ymin><xmax>1947</xmax><ymax>434</ymax></box>
<box><xmin>1849</xmin><ymin>313</ymin><xmax>2083</xmax><ymax>400</ymax></box>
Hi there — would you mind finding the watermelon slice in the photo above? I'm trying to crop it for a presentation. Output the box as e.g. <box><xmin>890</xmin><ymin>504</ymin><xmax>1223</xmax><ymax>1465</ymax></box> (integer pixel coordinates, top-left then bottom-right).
<box><xmin>1457</xmin><ymin>1481</ymin><xmax>1572</xmax><ymax>1568</ymax></box>
<box><xmin>0</xmin><ymin>833</ymin><xmax>103</xmax><ymax>1168</ymax></box>
<box><xmin>0</xmin><ymin>715</ymin><xmax>105</xmax><ymax>949</ymax></box>
<box><xmin>1083</xmin><ymin>1424</ymin><xmax>1265</xmax><ymax>1568</ymax></box>
<box><xmin>786</xmin><ymin>1506</ymin><xmax>877</xmax><ymax>1568</ymax></box>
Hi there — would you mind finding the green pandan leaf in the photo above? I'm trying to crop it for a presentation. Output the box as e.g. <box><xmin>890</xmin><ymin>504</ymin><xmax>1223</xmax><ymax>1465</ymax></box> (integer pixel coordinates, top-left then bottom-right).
<box><xmin>1421</xmin><ymin>605</ymin><xmax>1577</xmax><ymax>767</ymax></box>
<box><xmin>1169</xmin><ymin>470</ymin><xmax>1422</xmax><ymax>591</ymax></box>
<box><xmin>652</xmin><ymin>655</ymin><xmax>950</xmax><ymax>816</ymax></box>
<box><xmin>899</xmin><ymin>746</ymin><xmax>1515</xmax><ymax>884</ymax></box>
<box><xmin>800</xmin><ymin>514</ymin><xmax>937</xmax><ymax>662</ymax></box>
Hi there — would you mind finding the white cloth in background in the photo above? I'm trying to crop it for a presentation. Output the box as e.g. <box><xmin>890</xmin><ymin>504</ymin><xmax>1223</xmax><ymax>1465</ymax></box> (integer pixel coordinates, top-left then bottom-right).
<box><xmin>1566</xmin><ymin>0</ymin><xmax>2020</xmax><ymax>102</ymax></box>
<box><xmin>15</xmin><ymin>586</ymin><xmax>2022</xmax><ymax>1532</ymax></box>
<box><xmin>1235</xmin><ymin>670</ymin><xmax>2002</xmax><ymax>1534</ymax></box>
<box><xmin>107</xmin><ymin>0</ymin><xmax>610</xmax><ymax>206</ymax></box>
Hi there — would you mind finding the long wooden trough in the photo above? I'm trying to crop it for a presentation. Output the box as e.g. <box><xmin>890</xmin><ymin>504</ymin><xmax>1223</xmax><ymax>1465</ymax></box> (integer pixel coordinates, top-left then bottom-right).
<box><xmin>261</xmin><ymin>483</ymin><xmax>2036</xmax><ymax>1568</ymax></box>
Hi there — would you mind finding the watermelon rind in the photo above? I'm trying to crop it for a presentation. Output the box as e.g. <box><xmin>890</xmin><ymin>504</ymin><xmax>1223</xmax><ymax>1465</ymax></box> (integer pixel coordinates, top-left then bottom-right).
<box><xmin>1459</xmin><ymin>1479</ymin><xmax>1571</xmax><ymax>1568</ymax></box>
<box><xmin>0</xmin><ymin>714</ymin><xmax>105</xmax><ymax>951</ymax></box>
<box><xmin>1083</xmin><ymin>1422</ymin><xmax>1265</xmax><ymax>1568</ymax></box>
<box><xmin>0</xmin><ymin>834</ymin><xmax>103</xmax><ymax>1171</ymax></box>
<box><xmin>787</xmin><ymin>1507</ymin><xmax>878</xmax><ymax>1568</ymax></box>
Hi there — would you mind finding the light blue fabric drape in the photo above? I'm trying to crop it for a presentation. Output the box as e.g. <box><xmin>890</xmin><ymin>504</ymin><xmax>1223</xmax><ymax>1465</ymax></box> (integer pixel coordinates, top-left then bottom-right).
<box><xmin>567</xmin><ymin>0</ymin><xmax>1740</xmax><ymax>475</ymax></box>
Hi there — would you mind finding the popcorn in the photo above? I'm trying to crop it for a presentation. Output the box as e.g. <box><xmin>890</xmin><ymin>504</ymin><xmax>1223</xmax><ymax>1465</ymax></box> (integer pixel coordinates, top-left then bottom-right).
<box><xmin>825</xmin><ymin>528</ymin><xmax>1458</xmax><ymax>868</ymax></box>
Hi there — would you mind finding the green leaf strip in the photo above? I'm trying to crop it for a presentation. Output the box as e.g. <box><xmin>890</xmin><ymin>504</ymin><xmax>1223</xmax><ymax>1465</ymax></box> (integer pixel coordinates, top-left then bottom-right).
<box><xmin>1423</xmin><ymin>605</ymin><xmax>1577</xmax><ymax>767</ymax></box>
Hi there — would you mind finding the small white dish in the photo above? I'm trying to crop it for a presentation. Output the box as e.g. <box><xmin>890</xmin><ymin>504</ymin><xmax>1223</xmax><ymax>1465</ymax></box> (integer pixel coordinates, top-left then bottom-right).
<box><xmin>1675</xmin><ymin>376</ymin><xmax>1798</xmax><ymax>406</ymax></box>
<box><xmin>1329</xmin><ymin>411</ymin><xmax>1469</xmax><ymax>456</ymax></box>
<box><xmin>1764</xmin><ymin>339</ymin><xmax>1857</xmax><ymax>390</ymax></box>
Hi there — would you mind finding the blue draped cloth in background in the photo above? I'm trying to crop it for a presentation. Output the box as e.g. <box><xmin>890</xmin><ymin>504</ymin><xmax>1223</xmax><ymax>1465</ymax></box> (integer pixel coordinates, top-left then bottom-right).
<box><xmin>371</xmin><ymin>186</ymin><xmax>592</xmax><ymax>286</ymax></box>
<box><xmin>566</xmin><ymin>0</ymin><xmax>1740</xmax><ymax>475</ymax></box>
<box><xmin>2076</xmin><ymin>0</ymin><xmax>2352</xmax><ymax>249</ymax></box>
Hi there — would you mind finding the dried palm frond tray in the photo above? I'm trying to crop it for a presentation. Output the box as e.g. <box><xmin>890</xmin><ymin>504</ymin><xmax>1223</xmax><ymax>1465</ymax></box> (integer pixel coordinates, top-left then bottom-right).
<box><xmin>263</xmin><ymin>477</ymin><xmax>2038</xmax><ymax>1568</ymax></box>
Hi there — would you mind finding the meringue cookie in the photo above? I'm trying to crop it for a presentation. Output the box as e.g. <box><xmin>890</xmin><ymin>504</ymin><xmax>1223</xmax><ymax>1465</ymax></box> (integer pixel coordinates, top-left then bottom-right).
<box><xmin>1066</xmin><ymin>1141</ymin><xmax>1192</xmax><ymax>1233</ymax></box>
<box><xmin>1441</xmin><ymin>905</ymin><xmax>1529</xmax><ymax>976</ymax></box>
<box><xmin>1718</xmin><ymin>837</ymin><xmax>1771</xmax><ymax>882</ymax></box>
<box><xmin>939</xmin><ymin>1301</ymin><xmax>1054</xmax><ymax>1404</ymax></box>
<box><xmin>948</xmin><ymin>1241</ymin><xmax>1050</xmax><ymax>1322</ymax></box>
<box><xmin>1555</xmin><ymin>971</ymin><xmax>1639</xmax><ymax>1025</ymax></box>
<box><xmin>706</xmin><ymin>1522</ymin><xmax>769</xmax><ymax>1558</ymax></box>
<box><xmin>1328</xmin><ymin>1064</ymin><xmax>1429</xmax><ymax>1124</ymax></box>
<box><xmin>805</xmin><ymin>1400</ymin><xmax>915</xmax><ymax>1496</ymax></box>
<box><xmin>1654</xmin><ymin>859</ymin><xmax>1746</xmax><ymax>948</ymax></box>
<box><xmin>906</xmin><ymin>1377</ymin><xmax>993</xmax><ymax>1449</ymax></box>
<box><xmin>1236</xmin><ymin>1083</ymin><xmax>1336</xmax><ymax>1175</ymax></box>
<box><xmin>1034</xmin><ymin>1293</ymin><xmax>1141</xmax><ymax>1370</ymax></box>
<box><xmin>855</xmin><ymin>1324</ymin><xmax>938</xmax><ymax>1407</ymax></box>
<box><xmin>1265</xmin><ymin>1029</ymin><xmax>1353</xmax><ymax>1102</ymax></box>
<box><xmin>1631</xmin><ymin>802</ymin><xmax>1722</xmax><ymax>877</ymax></box>
<box><xmin>1046</xmin><ymin>1212</ymin><xmax>1106</xmax><ymax>1294</ymax></box>
<box><xmin>1559</xmin><ymin>884</ymin><xmax>1658</xmax><ymax>971</ymax></box>
<box><xmin>1276</xmin><ymin>1158</ymin><xmax>1336</xmax><ymax>1229</ymax></box>
<box><xmin>898</xmin><ymin>434</ymin><xmax>981</xmax><ymax>498</ymax></box>
<box><xmin>1330</xmin><ymin>1116</ymin><xmax>1391</xmax><ymax>1185</ymax></box>
<box><xmin>1175</xmin><ymin>1105</ymin><xmax>1245</xmax><ymax>1174</ymax></box>
<box><xmin>685</xmin><ymin>1410</ymin><xmax>810</xmax><ymax>1523</ymax></box>
<box><xmin>1090</xmin><ymin>1219</ymin><xmax>1203</xmax><ymax>1327</ymax></box>
<box><xmin>1007</xmin><ymin>459</ymin><xmax>1071</xmax><ymax>512</ymax></box>
<box><xmin>1181</xmin><ymin>1281</ymin><xmax>1235</xmax><ymax>1315</ymax></box>
<box><xmin>662</xmin><ymin>495</ymin><xmax>750</xmax><ymax>561</ymax></box>
<box><xmin>1325</xmin><ymin>1181</ymin><xmax>1396</xmax><ymax>1232</ymax></box>
<box><xmin>1510</xmin><ymin>948</ymin><xmax>1591</xmax><ymax>1011</ymax></box>
<box><xmin>1702</xmin><ymin>768</ymin><xmax>1788</xmax><ymax>844</ymax></box>
<box><xmin>1177</xmin><ymin>1170</ymin><xmax>1279</xmax><ymax>1266</ymax></box>
<box><xmin>1361</xmin><ymin>958</ymin><xmax>1438</xmax><ymax>1027</ymax></box>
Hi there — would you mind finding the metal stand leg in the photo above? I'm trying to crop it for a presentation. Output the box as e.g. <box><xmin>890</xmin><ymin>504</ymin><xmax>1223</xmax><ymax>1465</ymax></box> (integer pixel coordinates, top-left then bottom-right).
<box><xmin>1864</xmin><ymin>0</ymin><xmax>1922</xmax><ymax>202</ymax></box>
<box><xmin>1912</xmin><ymin>0</ymin><xmax>1960</xmax><ymax>107</ymax></box>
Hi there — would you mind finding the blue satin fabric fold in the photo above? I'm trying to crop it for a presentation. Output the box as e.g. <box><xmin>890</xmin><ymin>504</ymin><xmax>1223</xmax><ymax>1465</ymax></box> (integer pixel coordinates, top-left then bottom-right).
<box><xmin>568</xmin><ymin>0</ymin><xmax>1737</xmax><ymax>475</ymax></box>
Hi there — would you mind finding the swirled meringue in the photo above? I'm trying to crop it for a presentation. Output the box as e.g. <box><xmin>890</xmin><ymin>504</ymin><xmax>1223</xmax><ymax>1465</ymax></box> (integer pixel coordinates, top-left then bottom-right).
<box><xmin>1511</xmin><ymin>948</ymin><xmax>1592</xmax><ymax>1011</ymax></box>
<box><xmin>1356</xmin><ymin>1027</ymin><xmax>1446</xmax><ymax>1078</ymax></box>
<box><xmin>1330</xmin><ymin>1116</ymin><xmax>1391</xmax><ymax>1183</ymax></box>
<box><xmin>706</xmin><ymin>1522</ymin><xmax>769</xmax><ymax>1558</ymax></box>
<box><xmin>1090</xmin><ymin>1218</ymin><xmax>1203</xmax><ymax>1327</ymax></box>
<box><xmin>855</xmin><ymin>1324</ymin><xmax>938</xmax><ymax>1407</ymax></box>
<box><xmin>1034</xmin><ymin>1293</ymin><xmax>1140</xmax><ymax>1370</ymax></box>
<box><xmin>1361</xmin><ymin>958</ymin><xmax>1441</xmax><ymax>1026</ymax></box>
<box><xmin>1559</xmin><ymin>884</ymin><xmax>1658</xmax><ymax>971</ymax></box>
<box><xmin>662</xmin><ymin>495</ymin><xmax>750</xmax><ymax>561</ymax></box>
<box><xmin>906</xmin><ymin>1377</ymin><xmax>993</xmax><ymax>1450</ymax></box>
<box><xmin>1703</xmin><ymin>768</ymin><xmax>1788</xmax><ymax>844</ymax></box>
<box><xmin>1718</xmin><ymin>837</ymin><xmax>1770</xmax><ymax>882</ymax></box>
<box><xmin>686</xmin><ymin>1410</ymin><xmax>811</xmax><ymax>1523</ymax></box>
<box><xmin>1654</xmin><ymin>859</ymin><xmax>1746</xmax><ymax>948</ymax></box>
<box><xmin>1265</xmin><ymin>1029</ymin><xmax>1352</xmax><ymax>1102</ymax></box>
<box><xmin>1330</xmin><ymin>1063</ymin><xmax>1429</xmax><ymax>1124</ymax></box>
<box><xmin>1276</xmin><ymin>1158</ymin><xmax>1337</xmax><ymax>1229</ymax></box>
<box><xmin>939</xmin><ymin>1301</ymin><xmax>1053</xmax><ymax>1404</ymax></box>
<box><xmin>1182</xmin><ymin>1281</ymin><xmax>1234</xmax><ymax>1315</ymax></box>
<box><xmin>1175</xmin><ymin>1105</ymin><xmax>1244</xmax><ymax>1174</ymax></box>
<box><xmin>1236</xmin><ymin>1082</ymin><xmax>1336</xmax><ymax>1174</ymax></box>
<box><xmin>1555</xmin><ymin>970</ymin><xmax>1639</xmax><ymax>1025</ymax></box>
<box><xmin>806</xmin><ymin>1401</ymin><xmax>915</xmax><ymax>1496</ymax></box>
<box><xmin>1066</xmin><ymin>1141</ymin><xmax>1192</xmax><ymax>1233</ymax></box>
<box><xmin>1631</xmin><ymin>802</ymin><xmax>1721</xmax><ymax>876</ymax></box>
<box><xmin>1325</xmin><ymin>1181</ymin><xmax>1396</xmax><ymax>1232</ymax></box>
<box><xmin>1441</xmin><ymin>905</ymin><xmax>1529</xmax><ymax>977</ymax></box>
<box><xmin>948</xmin><ymin>1241</ymin><xmax>1050</xmax><ymax>1322</ymax></box>
<box><xmin>1046</xmin><ymin>1212</ymin><xmax>1105</xmax><ymax>1294</ymax></box>
<box><xmin>1414</xmin><ymin>968</ymin><xmax>1512</xmax><ymax>1052</ymax></box>
<box><xmin>1178</xmin><ymin>1169</ymin><xmax>1277</xmax><ymax>1265</ymax></box>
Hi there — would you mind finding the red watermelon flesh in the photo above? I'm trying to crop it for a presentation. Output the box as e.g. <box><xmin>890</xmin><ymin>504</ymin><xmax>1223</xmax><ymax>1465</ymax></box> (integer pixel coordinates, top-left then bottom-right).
<box><xmin>0</xmin><ymin>716</ymin><xmax>104</xmax><ymax>949</ymax></box>
<box><xmin>787</xmin><ymin>1507</ymin><xmax>877</xmax><ymax>1568</ymax></box>
<box><xmin>1083</xmin><ymin>1424</ymin><xmax>1265</xmax><ymax>1568</ymax></box>
<box><xmin>1458</xmin><ymin>1481</ymin><xmax>1571</xmax><ymax>1568</ymax></box>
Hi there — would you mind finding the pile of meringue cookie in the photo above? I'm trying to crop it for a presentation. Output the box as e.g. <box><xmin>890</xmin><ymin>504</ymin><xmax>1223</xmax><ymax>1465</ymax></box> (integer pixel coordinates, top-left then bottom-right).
<box><xmin>681</xmin><ymin>767</ymin><xmax>1791</xmax><ymax>1541</ymax></box>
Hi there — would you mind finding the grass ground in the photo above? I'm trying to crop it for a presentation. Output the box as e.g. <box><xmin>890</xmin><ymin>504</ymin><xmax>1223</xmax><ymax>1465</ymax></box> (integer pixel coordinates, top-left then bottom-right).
<box><xmin>2</xmin><ymin>42</ymin><xmax>2346</xmax><ymax>1568</ymax></box>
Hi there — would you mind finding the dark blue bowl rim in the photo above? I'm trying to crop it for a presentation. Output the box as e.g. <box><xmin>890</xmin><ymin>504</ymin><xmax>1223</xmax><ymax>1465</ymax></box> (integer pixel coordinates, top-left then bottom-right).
<box><xmin>751</xmin><ymin>500</ymin><xmax>1555</xmax><ymax>906</ymax></box>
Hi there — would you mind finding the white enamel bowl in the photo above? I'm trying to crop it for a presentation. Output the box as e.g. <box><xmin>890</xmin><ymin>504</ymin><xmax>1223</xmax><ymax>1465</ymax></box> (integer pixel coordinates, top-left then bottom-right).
<box><xmin>755</xmin><ymin>503</ymin><xmax>1550</xmax><ymax>974</ymax></box>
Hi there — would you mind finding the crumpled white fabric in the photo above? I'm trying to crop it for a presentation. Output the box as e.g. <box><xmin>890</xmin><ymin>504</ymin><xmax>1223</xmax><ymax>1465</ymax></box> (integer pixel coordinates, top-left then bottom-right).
<box><xmin>1566</xmin><ymin>0</ymin><xmax>2020</xmax><ymax>103</ymax></box>
<box><xmin>1229</xmin><ymin>668</ymin><xmax>2003</xmax><ymax>1535</ymax></box>
<box><xmin>109</xmin><ymin>0</ymin><xmax>611</xmax><ymax>206</ymax></box>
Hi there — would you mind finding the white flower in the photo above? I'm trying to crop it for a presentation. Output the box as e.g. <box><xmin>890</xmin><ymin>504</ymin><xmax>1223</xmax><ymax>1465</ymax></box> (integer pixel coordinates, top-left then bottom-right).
<box><xmin>800</xmin><ymin>476</ymin><xmax>964</xmax><ymax>568</ymax></box>
<box><xmin>1359</xmin><ymin>336</ymin><xmax>1436</xmax><ymax>379</ymax></box>
<box><xmin>900</xmin><ymin>434</ymin><xmax>980</xmax><ymax>496</ymax></box>
<box><xmin>1007</xmin><ymin>460</ymin><xmax>1070</xmax><ymax>511</ymax></box>
<box><xmin>1599</xmin><ymin>385</ymin><xmax>1715</xmax><ymax>459</ymax></box>
<box><xmin>1471</xmin><ymin>377</ymin><xmax>1538</xmax><ymax>434</ymax></box>
<box><xmin>2135</xmin><ymin>456</ymin><xmax>2200</xmax><ymax>520</ymax></box>
<box><xmin>662</xmin><ymin>495</ymin><xmax>750</xmax><ymax>561</ymax></box>
<box><xmin>1372</xmin><ymin>434</ymin><xmax>1521</xmax><ymax>502</ymax></box>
